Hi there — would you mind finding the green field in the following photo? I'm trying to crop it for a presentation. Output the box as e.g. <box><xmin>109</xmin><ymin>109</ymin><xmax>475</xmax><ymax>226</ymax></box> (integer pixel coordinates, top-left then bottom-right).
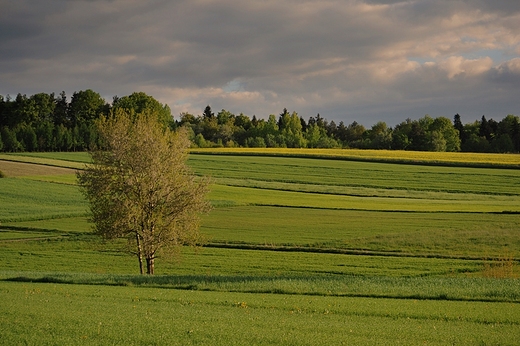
<box><xmin>1</xmin><ymin>149</ymin><xmax>519</xmax><ymax>344</ymax></box>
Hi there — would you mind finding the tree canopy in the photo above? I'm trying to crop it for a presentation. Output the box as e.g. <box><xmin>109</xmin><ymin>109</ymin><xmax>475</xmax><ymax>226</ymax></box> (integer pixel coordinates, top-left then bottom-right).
<box><xmin>1</xmin><ymin>89</ymin><xmax>519</xmax><ymax>153</ymax></box>
<box><xmin>77</xmin><ymin>110</ymin><xmax>211</xmax><ymax>274</ymax></box>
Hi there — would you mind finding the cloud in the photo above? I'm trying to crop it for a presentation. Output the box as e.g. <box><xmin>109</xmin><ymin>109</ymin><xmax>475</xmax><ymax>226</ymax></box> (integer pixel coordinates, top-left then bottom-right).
<box><xmin>437</xmin><ymin>56</ymin><xmax>494</xmax><ymax>79</ymax></box>
<box><xmin>1</xmin><ymin>0</ymin><xmax>519</xmax><ymax>126</ymax></box>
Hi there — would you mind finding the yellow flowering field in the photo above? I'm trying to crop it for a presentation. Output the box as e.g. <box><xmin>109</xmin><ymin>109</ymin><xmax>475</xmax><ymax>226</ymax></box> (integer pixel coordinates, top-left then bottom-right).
<box><xmin>191</xmin><ymin>147</ymin><xmax>520</xmax><ymax>168</ymax></box>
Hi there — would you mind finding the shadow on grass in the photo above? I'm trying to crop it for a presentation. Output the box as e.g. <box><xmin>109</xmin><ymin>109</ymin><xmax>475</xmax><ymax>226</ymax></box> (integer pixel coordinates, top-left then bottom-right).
<box><xmin>3</xmin><ymin>272</ymin><xmax>520</xmax><ymax>303</ymax></box>
<box><xmin>4</xmin><ymin>272</ymin><xmax>292</xmax><ymax>288</ymax></box>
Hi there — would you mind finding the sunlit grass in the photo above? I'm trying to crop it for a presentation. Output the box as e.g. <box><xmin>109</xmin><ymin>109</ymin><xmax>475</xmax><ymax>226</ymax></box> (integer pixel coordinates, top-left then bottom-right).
<box><xmin>0</xmin><ymin>178</ymin><xmax>88</xmax><ymax>222</ymax></box>
<box><xmin>0</xmin><ymin>153</ymin><xmax>88</xmax><ymax>169</ymax></box>
<box><xmin>2</xmin><ymin>272</ymin><xmax>519</xmax><ymax>302</ymax></box>
<box><xmin>2</xmin><ymin>281</ymin><xmax>519</xmax><ymax>345</ymax></box>
<box><xmin>3</xmin><ymin>216</ymin><xmax>91</xmax><ymax>233</ymax></box>
<box><xmin>1</xmin><ymin>151</ymin><xmax>520</xmax><ymax>345</ymax></box>
<box><xmin>0</xmin><ymin>159</ymin><xmax>77</xmax><ymax>178</ymax></box>
<box><xmin>209</xmin><ymin>184</ymin><xmax>520</xmax><ymax>213</ymax></box>
<box><xmin>189</xmin><ymin>154</ymin><xmax>520</xmax><ymax>196</ymax></box>
<box><xmin>0</xmin><ymin>235</ymin><xmax>482</xmax><ymax>277</ymax></box>
<box><xmin>201</xmin><ymin>206</ymin><xmax>520</xmax><ymax>258</ymax></box>
<box><xmin>212</xmin><ymin>177</ymin><xmax>520</xmax><ymax>201</ymax></box>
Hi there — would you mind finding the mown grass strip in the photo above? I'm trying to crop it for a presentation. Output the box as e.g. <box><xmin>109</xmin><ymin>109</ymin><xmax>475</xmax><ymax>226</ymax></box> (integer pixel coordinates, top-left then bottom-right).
<box><xmin>0</xmin><ymin>159</ymin><xmax>77</xmax><ymax>178</ymax></box>
<box><xmin>0</xmin><ymin>178</ymin><xmax>88</xmax><ymax>222</ymax></box>
<box><xmin>202</xmin><ymin>242</ymin><xmax>520</xmax><ymax>263</ymax></box>
<box><xmin>2</xmin><ymin>272</ymin><xmax>519</xmax><ymax>303</ymax></box>
<box><xmin>0</xmin><ymin>235</ymin><xmax>486</xmax><ymax>278</ymax></box>
<box><xmin>0</xmin><ymin>153</ymin><xmax>87</xmax><ymax>169</ymax></box>
<box><xmin>209</xmin><ymin>184</ymin><xmax>520</xmax><ymax>213</ymax></box>
<box><xmin>201</xmin><ymin>206</ymin><xmax>520</xmax><ymax>258</ymax></box>
<box><xmin>1</xmin><ymin>217</ymin><xmax>91</xmax><ymax>234</ymax></box>
<box><xmin>191</xmin><ymin>154</ymin><xmax>520</xmax><ymax>196</ymax></box>
<box><xmin>212</xmin><ymin>177</ymin><xmax>520</xmax><ymax>201</ymax></box>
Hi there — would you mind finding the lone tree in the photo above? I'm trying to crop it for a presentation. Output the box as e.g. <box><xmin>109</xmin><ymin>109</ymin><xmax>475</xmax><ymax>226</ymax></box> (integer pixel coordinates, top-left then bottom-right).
<box><xmin>77</xmin><ymin>110</ymin><xmax>211</xmax><ymax>274</ymax></box>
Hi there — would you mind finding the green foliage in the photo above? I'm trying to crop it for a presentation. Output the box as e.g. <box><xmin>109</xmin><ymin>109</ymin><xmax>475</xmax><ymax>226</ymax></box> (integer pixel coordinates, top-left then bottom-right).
<box><xmin>0</xmin><ymin>126</ymin><xmax>23</xmax><ymax>152</ymax></box>
<box><xmin>112</xmin><ymin>91</ymin><xmax>172</xmax><ymax>128</ymax></box>
<box><xmin>194</xmin><ymin>133</ymin><xmax>209</xmax><ymax>148</ymax></box>
<box><xmin>69</xmin><ymin>89</ymin><xmax>107</xmax><ymax>127</ymax></box>
<box><xmin>78</xmin><ymin>111</ymin><xmax>211</xmax><ymax>274</ymax></box>
<box><xmin>245</xmin><ymin>136</ymin><xmax>266</xmax><ymax>148</ymax></box>
<box><xmin>431</xmin><ymin>116</ymin><xmax>461</xmax><ymax>151</ymax></box>
<box><xmin>2</xmin><ymin>90</ymin><xmax>519</xmax><ymax>153</ymax></box>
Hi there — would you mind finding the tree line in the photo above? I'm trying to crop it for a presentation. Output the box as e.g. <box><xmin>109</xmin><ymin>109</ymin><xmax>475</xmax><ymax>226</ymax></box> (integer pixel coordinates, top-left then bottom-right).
<box><xmin>1</xmin><ymin>90</ymin><xmax>519</xmax><ymax>153</ymax></box>
<box><xmin>0</xmin><ymin>90</ymin><xmax>171</xmax><ymax>152</ymax></box>
<box><xmin>180</xmin><ymin>106</ymin><xmax>520</xmax><ymax>153</ymax></box>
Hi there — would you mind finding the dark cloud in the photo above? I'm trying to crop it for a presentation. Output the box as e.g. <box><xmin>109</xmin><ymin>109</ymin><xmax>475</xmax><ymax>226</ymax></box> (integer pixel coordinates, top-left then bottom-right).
<box><xmin>467</xmin><ymin>0</ymin><xmax>520</xmax><ymax>13</ymax></box>
<box><xmin>0</xmin><ymin>0</ymin><xmax>519</xmax><ymax>125</ymax></box>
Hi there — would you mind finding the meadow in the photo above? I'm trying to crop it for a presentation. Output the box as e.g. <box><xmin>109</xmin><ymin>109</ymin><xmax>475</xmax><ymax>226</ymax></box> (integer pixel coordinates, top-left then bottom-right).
<box><xmin>0</xmin><ymin>149</ymin><xmax>519</xmax><ymax>345</ymax></box>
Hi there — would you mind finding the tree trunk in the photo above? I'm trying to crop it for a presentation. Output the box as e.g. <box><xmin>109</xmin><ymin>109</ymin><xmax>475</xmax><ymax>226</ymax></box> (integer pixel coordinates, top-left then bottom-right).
<box><xmin>135</xmin><ymin>233</ymin><xmax>144</xmax><ymax>275</ymax></box>
<box><xmin>146</xmin><ymin>256</ymin><xmax>154</xmax><ymax>275</ymax></box>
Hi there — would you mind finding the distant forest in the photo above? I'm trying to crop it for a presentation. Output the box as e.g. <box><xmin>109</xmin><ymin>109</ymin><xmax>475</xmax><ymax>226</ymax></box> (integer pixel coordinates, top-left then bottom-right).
<box><xmin>1</xmin><ymin>90</ymin><xmax>519</xmax><ymax>153</ymax></box>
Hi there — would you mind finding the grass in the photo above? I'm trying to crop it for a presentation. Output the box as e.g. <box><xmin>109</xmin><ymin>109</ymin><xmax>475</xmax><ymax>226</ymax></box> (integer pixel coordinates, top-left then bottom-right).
<box><xmin>6</xmin><ymin>151</ymin><xmax>520</xmax><ymax>194</ymax></box>
<box><xmin>0</xmin><ymin>159</ymin><xmax>77</xmax><ymax>177</ymax></box>
<box><xmin>201</xmin><ymin>206</ymin><xmax>520</xmax><ymax>257</ymax></box>
<box><xmin>0</xmin><ymin>229</ymin><xmax>66</xmax><ymax>240</ymax></box>
<box><xmin>0</xmin><ymin>178</ymin><xmax>88</xmax><ymax>222</ymax></box>
<box><xmin>2</xmin><ymin>216</ymin><xmax>91</xmax><ymax>233</ymax></box>
<box><xmin>3</xmin><ymin>192</ymin><xmax>519</xmax><ymax>258</ymax></box>
<box><xmin>5</xmin><ymin>272</ymin><xmax>520</xmax><ymax>302</ymax></box>
<box><xmin>1</xmin><ymin>280</ymin><xmax>519</xmax><ymax>345</ymax></box>
<box><xmin>482</xmin><ymin>255</ymin><xmax>518</xmax><ymax>279</ymax></box>
<box><xmin>5</xmin><ymin>151</ymin><xmax>92</xmax><ymax>163</ymax></box>
<box><xmin>209</xmin><ymin>184</ymin><xmax>520</xmax><ymax>213</ymax></box>
<box><xmin>0</xmin><ymin>234</ymin><xmax>485</xmax><ymax>278</ymax></box>
<box><xmin>189</xmin><ymin>154</ymin><xmax>520</xmax><ymax>196</ymax></box>
<box><xmin>1</xmin><ymin>150</ymin><xmax>519</xmax><ymax>344</ymax></box>
<box><xmin>213</xmin><ymin>176</ymin><xmax>520</xmax><ymax>201</ymax></box>
<box><xmin>0</xmin><ymin>153</ymin><xmax>88</xmax><ymax>169</ymax></box>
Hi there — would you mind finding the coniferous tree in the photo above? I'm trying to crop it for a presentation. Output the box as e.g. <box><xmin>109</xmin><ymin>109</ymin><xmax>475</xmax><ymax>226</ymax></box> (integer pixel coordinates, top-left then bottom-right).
<box><xmin>512</xmin><ymin>116</ymin><xmax>520</xmax><ymax>152</ymax></box>
<box><xmin>453</xmin><ymin>114</ymin><xmax>465</xmax><ymax>144</ymax></box>
<box><xmin>0</xmin><ymin>95</ymin><xmax>5</xmax><ymax>128</ymax></box>
<box><xmin>202</xmin><ymin>105</ymin><xmax>214</xmax><ymax>119</ymax></box>
<box><xmin>479</xmin><ymin>115</ymin><xmax>492</xmax><ymax>141</ymax></box>
<box><xmin>53</xmin><ymin>91</ymin><xmax>69</xmax><ymax>127</ymax></box>
<box><xmin>336</xmin><ymin>121</ymin><xmax>347</xmax><ymax>143</ymax></box>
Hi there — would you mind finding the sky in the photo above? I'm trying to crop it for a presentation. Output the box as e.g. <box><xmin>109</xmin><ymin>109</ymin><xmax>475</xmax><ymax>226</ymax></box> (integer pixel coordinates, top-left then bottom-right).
<box><xmin>1</xmin><ymin>0</ymin><xmax>519</xmax><ymax>127</ymax></box>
